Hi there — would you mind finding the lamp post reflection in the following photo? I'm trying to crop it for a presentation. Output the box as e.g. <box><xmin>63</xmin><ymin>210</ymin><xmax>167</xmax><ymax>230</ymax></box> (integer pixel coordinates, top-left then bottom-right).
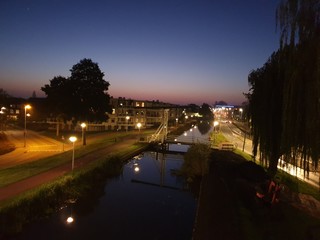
<box><xmin>134</xmin><ymin>163</ymin><xmax>140</xmax><ymax>172</ymax></box>
<box><xmin>66</xmin><ymin>216</ymin><xmax>74</xmax><ymax>224</ymax></box>
<box><xmin>66</xmin><ymin>198</ymin><xmax>76</xmax><ymax>224</ymax></box>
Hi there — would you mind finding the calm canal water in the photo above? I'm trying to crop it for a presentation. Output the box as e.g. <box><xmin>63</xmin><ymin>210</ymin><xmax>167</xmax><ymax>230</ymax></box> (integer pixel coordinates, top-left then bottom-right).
<box><xmin>13</xmin><ymin>125</ymin><xmax>213</xmax><ymax>240</ymax></box>
<box><xmin>14</xmin><ymin>150</ymin><xmax>196</xmax><ymax>240</ymax></box>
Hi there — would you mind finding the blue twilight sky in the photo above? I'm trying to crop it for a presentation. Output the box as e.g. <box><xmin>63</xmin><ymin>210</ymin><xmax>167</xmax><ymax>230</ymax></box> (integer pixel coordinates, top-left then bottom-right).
<box><xmin>0</xmin><ymin>0</ymin><xmax>280</xmax><ymax>106</ymax></box>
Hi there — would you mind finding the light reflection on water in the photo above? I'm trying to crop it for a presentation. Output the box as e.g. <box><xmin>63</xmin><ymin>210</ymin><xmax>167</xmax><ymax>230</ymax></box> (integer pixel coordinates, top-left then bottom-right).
<box><xmin>15</xmin><ymin>151</ymin><xmax>197</xmax><ymax>240</ymax></box>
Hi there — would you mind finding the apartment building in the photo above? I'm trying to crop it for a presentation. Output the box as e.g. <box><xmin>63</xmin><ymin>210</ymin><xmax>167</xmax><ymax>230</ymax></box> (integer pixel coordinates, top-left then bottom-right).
<box><xmin>101</xmin><ymin>97</ymin><xmax>184</xmax><ymax>131</ymax></box>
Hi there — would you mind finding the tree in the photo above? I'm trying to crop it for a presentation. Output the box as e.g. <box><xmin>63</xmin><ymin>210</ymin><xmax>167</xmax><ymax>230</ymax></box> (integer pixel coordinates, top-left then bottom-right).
<box><xmin>31</xmin><ymin>91</ymin><xmax>37</xmax><ymax>98</ymax></box>
<box><xmin>42</xmin><ymin>58</ymin><xmax>111</xmax><ymax>123</ymax></box>
<box><xmin>180</xmin><ymin>143</ymin><xmax>211</xmax><ymax>178</ymax></box>
<box><xmin>247</xmin><ymin>50</ymin><xmax>285</xmax><ymax>177</ymax></box>
<box><xmin>199</xmin><ymin>103</ymin><xmax>214</xmax><ymax>120</ymax></box>
<box><xmin>277</xmin><ymin>0</ymin><xmax>320</xmax><ymax>171</ymax></box>
<box><xmin>0</xmin><ymin>89</ymin><xmax>10</xmax><ymax>105</ymax></box>
<box><xmin>247</xmin><ymin>0</ymin><xmax>320</xmax><ymax>177</ymax></box>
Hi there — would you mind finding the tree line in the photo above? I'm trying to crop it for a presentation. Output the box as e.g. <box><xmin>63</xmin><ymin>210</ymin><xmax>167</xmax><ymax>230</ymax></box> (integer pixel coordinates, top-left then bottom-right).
<box><xmin>247</xmin><ymin>0</ymin><xmax>320</xmax><ymax>177</ymax></box>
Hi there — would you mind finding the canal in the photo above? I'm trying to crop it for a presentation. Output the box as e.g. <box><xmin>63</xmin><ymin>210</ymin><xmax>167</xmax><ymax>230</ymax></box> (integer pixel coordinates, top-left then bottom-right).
<box><xmin>13</xmin><ymin>124</ymin><xmax>213</xmax><ymax>240</ymax></box>
<box><xmin>14</xmin><ymin>152</ymin><xmax>195</xmax><ymax>240</ymax></box>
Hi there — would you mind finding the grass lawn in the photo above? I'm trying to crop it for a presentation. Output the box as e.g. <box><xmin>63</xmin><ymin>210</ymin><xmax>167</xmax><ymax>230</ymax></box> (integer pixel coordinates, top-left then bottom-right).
<box><xmin>0</xmin><ymin>130</ymin><xmax>149</xmax><ymax>188</ymax></box>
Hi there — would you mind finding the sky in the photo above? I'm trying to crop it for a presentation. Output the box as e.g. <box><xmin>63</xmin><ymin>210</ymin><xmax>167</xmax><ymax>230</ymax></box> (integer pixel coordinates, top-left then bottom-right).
<box><xmin>0</xmin><ymin>0</ymin><xmax>280</xmax><ymax>106</ymax></box>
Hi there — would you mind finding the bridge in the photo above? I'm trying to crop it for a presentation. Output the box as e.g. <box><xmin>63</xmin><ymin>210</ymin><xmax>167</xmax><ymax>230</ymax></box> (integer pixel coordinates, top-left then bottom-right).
<box><xmin>148</xmin><ymin>109</ymin><xmax>169</xmax><ymax>144</ymax></box>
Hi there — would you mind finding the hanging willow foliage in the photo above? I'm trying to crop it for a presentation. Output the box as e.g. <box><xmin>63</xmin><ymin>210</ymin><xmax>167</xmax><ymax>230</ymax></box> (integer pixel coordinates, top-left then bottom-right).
<box><xmin>277</xmin><ymin>0</ymin><xmax>320</xmax><ymax>169</ymax></box>
<box><xmin>247</xmin><ymin>0</ymin><xmax>320</xmax><ymax>177</ymax></box>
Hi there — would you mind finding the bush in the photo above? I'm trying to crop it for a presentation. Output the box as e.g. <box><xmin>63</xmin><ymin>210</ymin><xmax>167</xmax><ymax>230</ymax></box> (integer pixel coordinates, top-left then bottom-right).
<box><xmin>180</xmin><ymin>143</ymin><xmax>211</xmax><ymax>178</ymax></box>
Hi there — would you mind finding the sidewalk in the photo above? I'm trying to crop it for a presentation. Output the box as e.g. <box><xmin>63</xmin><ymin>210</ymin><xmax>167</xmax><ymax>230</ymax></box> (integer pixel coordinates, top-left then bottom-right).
<box><xmin>0</xmin><ymin>135</ymin><xmax>140</xmax><ymax>202</ymax></box>
<box><xmin>0</xmin><ymin>129</ymin><xmax>71</xmax><ymax>169</ymax></box>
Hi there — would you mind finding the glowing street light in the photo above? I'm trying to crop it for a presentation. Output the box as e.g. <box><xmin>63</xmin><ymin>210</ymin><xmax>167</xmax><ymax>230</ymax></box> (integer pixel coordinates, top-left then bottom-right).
<box><xmin>0</xmin><ymin>106</ymin><xmax>6</xmax><ymax>114</ymax></box>
<box><xmin>69</xmin><ymin>136</ymin><xmax>77</xmax><ymax>171</ymax></box>
<box><xmin>239</xmin><ymin>108</ymin><xmax>243</xmax><ymax>121</ymax></box>
<box><xmin>24</xmin><ymin>104</ymin><xmax>31</xmax><ymax>148</ymax></box>
<box><xmin>0</xmin><ymin>107</ymin><xmax>6</xmax><ymax>131</ymax></box>
<box><xmin>80</xmin><ymin>122</ymin><xmax>86</xmax><ymax>146</ymax></box>
<box><xmin>137</xmin><ymin>122</ymin><xmax>142</xmax><ymax>132</ymax></box>
<box><xmin>126</xmin><ymin>116</ymin><xmax>130</xmax><ymax>132</ymax></box>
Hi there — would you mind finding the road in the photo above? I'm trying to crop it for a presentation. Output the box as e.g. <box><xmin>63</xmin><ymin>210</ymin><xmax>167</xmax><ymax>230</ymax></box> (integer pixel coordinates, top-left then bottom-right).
<box><xmin>219</xmin><ymin>121</ymin><xmax>253</xmax><ymax>155</ymax></box>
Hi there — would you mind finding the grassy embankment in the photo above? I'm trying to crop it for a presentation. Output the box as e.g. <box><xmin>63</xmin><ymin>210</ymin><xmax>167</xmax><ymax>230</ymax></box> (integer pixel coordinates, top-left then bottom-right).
<box><xmin>0</xmin><ymin>131</ymin><xmax>151</xmax><ymax>188</ymax></box>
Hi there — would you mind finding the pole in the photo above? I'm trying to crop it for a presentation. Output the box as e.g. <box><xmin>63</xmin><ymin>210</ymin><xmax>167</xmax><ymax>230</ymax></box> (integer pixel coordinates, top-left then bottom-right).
<box><xmin>24</xmin><ymin>107</ymin><xmax>27</xmax><ymax>148</ymax></box>
<box><xmin>72</xmin><ymin>141</ymin><xmax>75</xmax><ymax>171</ymax></box>
<box><xmin>242</xmin><ymin>132</ymin><xmax>246</xmax><ymax>152</ymax></box>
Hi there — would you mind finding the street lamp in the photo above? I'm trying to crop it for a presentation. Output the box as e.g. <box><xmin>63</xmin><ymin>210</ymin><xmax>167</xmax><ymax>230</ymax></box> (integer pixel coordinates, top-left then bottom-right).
<box><xmin>137</xmin><ymin>122</ymin><xmax>141</xmax><ymax>132</ymax></box>
<box><xmin>0</xmin><ymin>107</ymin><xmax>5</xmax><ymax>114</ymax></box>
<box><xmin>69</xmin><ymin>136</ymin><xmax>77</xmax><ymax>171</ymax></box>
<box><xmin>24</xmin><ymin>105</ymin><xmax>31</xmax><ymax>148</ymax></box>
<box><xmin>239</xmin><ymin>108</ymin><xmax>243</xmax><ymax>121</ymax></box>
<box><xmin>80</xmin><ymin>122</ymin><xmax>86</xmax><ymax>146</ymax></box>
<box><xmin>126</xmin><ymin>116</ymin><xmax>130</xmax><ymax>132</ymax></box>
<box><xmin>0</xmin><ymin>107</ymin><xmax>6</xmax><ymax>131</ymax></box>
<box><xmin>213</xmin><ymin>121</ymin><xmax>219</xmax><ymax>143</ymax></box>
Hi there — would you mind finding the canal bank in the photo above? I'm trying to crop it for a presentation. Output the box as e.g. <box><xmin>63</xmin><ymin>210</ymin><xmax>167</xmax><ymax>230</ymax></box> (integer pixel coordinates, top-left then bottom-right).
<box><xmin>0</xmin><ymin>135</ymin><xmax>149</xmax><ymax>203</ymax></box>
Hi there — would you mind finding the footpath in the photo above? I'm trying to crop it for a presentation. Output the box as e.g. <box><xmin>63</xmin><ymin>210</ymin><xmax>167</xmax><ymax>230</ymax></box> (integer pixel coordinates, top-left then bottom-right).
<box><xmin>0</xmin><ymin>134</ymin><xmax>140</xmax><ymax>202</ymax></box>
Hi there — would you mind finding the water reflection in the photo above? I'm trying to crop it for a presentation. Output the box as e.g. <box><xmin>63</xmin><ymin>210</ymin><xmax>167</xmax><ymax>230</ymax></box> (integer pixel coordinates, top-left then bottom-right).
<box><xmin>15</xmin><ymin>151</ymin><xmax>196</xmax><ymax>240</ymax></box>
<box><xmin>174</xmin><ymin>123</ymin><xmax>213</xmax><ymax>145</ymax></box>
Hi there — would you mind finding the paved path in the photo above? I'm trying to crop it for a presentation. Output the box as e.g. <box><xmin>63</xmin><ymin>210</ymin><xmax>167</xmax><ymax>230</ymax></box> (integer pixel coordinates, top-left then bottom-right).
<box><xmin>0</xmin><ymin>129</ymin><xmax>71</xmax><ymax>169</ymax></box>
<box><xmin>0</xmin><ymin>133</ymin><xmax>140</xmax><ymax>202</ymax></box>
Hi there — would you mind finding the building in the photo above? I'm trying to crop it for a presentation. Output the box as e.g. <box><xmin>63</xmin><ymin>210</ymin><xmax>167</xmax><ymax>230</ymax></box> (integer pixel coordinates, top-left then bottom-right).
<box><xmin>1</xmin><ymin>96</ymin><xmax>189</xmax><ymax>132</ymax></box>
<box><xmin>91</xmin><ymin>97</ymin><xmax>185</xmax><ymax>131</ymax></box>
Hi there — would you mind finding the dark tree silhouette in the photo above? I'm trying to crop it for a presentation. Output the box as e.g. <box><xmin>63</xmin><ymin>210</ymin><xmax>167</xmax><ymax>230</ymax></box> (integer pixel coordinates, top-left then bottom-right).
<box><xmin>42</xmin><ymin>58</ymin><xmax>111</xmax><ymax>123</ymax></box>
<box><xmin>247</xmin><ymin>0</ymin><xmax>320</xmax><ymax>177</ymax></box>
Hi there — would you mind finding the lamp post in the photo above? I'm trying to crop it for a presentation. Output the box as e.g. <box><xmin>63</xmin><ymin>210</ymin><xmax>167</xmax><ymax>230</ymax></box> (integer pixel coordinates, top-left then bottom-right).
<box><xmin>0</xmin><ymin>107</ymin><xmax>6</xmax><ymax>131</ymax></box>
<box><xmin>126</xmin><ymin>116</ymin><xmax>130</xmax><ymax>132</ymax></box>
<box><xmin>137</xmin><ymin>122</ymin><xmax>141</xmax><ymax>132</ymax></box>
<box><xmin>80</xmin><ymin>122</ymin><xmax>86</xmax><ymax>146</ymax></box>
<box><xmin>213</xmin><ymin>121</ymin><xmax>219</xmax><ymax>143</ymax></box>
<box><xmin>69</xmin><ymin>136</ymin><xmax>77</xmax><ymax>171</ymax></box>
<box><xmin>24</xmin><ymin>105</ymin><xmax>31</xmax><ymax>148</ymax></box>
<box><xmin>239</xmin><ymin>108</ymin><xmax>243</xmax><ymax>121</ymax></box>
